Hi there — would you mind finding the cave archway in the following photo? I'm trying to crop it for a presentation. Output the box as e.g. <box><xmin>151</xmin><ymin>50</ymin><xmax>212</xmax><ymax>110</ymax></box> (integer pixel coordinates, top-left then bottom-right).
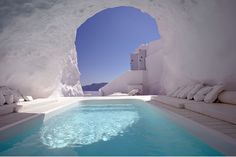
<box><xmin>1</xmin><ymin>1</ymin><xmax>236</xmax><ymax>98</ymax></box>
<box><xmin>75</xmin><ymin>6</ymin><xmax>160</xmax><ymax>94</ymax></box>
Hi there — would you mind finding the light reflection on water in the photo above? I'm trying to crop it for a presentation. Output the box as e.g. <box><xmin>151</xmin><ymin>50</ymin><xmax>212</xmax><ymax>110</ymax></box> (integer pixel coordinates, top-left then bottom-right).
<box><xmin>0</xmin><ymin>100</ymin><xmax>223</xmax><ymax>156</ymax></box>
<box><xmin>40</xmin><ymin>104</ymin><xmax>139</xmax><ymax>148</ymax></box>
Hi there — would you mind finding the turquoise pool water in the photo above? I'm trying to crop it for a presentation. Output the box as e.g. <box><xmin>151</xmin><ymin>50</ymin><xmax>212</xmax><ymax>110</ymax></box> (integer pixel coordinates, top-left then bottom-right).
<box><xmin>0</xmin><ymin>99</ymin><xmax>222</xmax><ymax>156</ymax></box>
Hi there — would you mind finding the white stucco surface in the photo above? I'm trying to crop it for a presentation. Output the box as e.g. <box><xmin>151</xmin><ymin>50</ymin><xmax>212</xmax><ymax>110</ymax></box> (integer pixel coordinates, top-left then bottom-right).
<box><xmin>100</xmin><ymin>70</ymin><xmax>145</xmax><ymax>96</ymax></box>
<box><xmin>0</xmin><ymin>0</ymin><xmax>236</xmax><ymax>97</ymax></box>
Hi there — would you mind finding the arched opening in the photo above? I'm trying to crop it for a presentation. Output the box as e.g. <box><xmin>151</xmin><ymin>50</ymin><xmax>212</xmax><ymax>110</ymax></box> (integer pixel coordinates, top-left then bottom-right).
<box><xmin>75</xmin><ymin>6</ymin><xmax>160</xmax><ymax>94</ymax></box>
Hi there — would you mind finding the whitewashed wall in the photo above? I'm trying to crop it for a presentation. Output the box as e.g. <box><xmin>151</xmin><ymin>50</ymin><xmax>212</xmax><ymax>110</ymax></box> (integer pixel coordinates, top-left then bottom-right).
<box><xmin>100</xmin><ymin>70</ymin><xmax>145</xmax><ymax>96</ymax></box>
<box><xmin>143</xmin><ymin>40</ymin><xmax>194</xmax><ymax>95</ymax></box>
<box><xmin>0</xmin><ymin>0</ymin><xmax>236</xmax><ymax>97</ymax></box>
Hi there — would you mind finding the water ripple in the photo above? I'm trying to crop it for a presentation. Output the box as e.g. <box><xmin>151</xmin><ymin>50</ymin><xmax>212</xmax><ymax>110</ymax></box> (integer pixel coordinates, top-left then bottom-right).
<box><xmin>40</xmin><ymin>104</ymin><xmax>139</xmax><ymax>148</ymax></box>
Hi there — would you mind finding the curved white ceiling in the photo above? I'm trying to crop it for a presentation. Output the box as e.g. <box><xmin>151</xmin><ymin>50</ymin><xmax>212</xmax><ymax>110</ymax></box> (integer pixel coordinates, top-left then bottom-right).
<box><xmin>0</xmin><ymin>0</ymin><xmax>236</xmax><ymax>97</ymax></box>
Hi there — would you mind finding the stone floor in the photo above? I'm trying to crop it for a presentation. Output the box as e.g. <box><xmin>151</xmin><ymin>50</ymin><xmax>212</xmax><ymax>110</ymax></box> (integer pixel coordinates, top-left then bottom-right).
<box><xmin>149</xmin><ymin>100</ymin><xmax>236</xmax><ymax>140</ymax></box>
<box><xmin>0</xmin><ymin>97</ymin><xmax>80</xmax><ymax>130</ymax></box>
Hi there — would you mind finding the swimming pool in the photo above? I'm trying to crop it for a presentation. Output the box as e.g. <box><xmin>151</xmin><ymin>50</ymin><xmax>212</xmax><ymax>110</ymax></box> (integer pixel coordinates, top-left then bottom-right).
<box><xmin>0</xmin><ymin>99</ymin><xmax>228</xmax><ymax>155</ymax></box>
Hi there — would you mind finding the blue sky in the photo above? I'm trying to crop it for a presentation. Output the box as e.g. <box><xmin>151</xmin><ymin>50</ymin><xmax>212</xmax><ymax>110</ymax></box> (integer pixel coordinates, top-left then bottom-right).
<box><xmin>75</xmin><ymin>6</ymin><xmax>160</xmax><ymax>86</ymax></box>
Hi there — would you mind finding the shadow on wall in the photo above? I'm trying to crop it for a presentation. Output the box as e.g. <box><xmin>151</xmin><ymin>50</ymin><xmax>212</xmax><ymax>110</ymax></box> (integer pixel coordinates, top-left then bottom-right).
<box><xmin>1</xmin><ymin>1</ymin><xmax>236</xmax><ymax>98</ymax></box>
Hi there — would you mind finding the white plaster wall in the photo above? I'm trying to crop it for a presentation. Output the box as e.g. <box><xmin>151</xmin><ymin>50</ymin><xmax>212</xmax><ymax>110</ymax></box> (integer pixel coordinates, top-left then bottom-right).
<box><xmin>0</xmin><ymin>0</ymin><xmax>155</xmax><ymax>98</ymax></box>
<box><xmin>0</xmin><ymin>0</ymin><xmax>236</xmax><ymax>97</ymax></box>
<box><xmin>143</xmin><ymin>40</ymin><xmax>165</xmax><ymax>94</ymax></box>
<box><xmin>142</xmin><ymin>0</ymin><xmax>236</xmax><ymax>94</ymax></box>
<box><xmin>100</xmin><ymin>70</ymin><xmax>144</xmax><ymax>96</ymax></box>
<box><xmin>143</xmin><ymin>40</ymin><xmax>194</xmax><ymax>95</ymax></box>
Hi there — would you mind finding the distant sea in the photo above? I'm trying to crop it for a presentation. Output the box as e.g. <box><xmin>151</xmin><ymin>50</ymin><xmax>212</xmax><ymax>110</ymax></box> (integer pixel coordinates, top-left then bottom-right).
<box><xmin>83</xmin><ymin>91</ymin><xmax>100</xmax><ymax>96</ymax></box>
<box><xmin>82</xmin><ymin>82</ymin><xmax>107</xmax><ymax>91</ymax></box>
<box><xmin>82</xmin><ymin>82</ymin><xmax>108</xmax><ymax>96</ymax></box>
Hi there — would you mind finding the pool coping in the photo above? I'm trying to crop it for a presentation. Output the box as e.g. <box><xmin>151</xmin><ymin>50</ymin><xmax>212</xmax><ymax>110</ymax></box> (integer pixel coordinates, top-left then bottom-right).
<box><xmin>150</xmin><ymin>101</ymin><xmax>236</xmax><ymax>155</ymax></box>
<box><xmin>0</xmin><ymin>98</ymin><xmax>77</xmax><ymax>132</ymax></box>
<box><xmin>0</xmin><ymin>96</ymin><xmax>152</xmax><ymax>133</ymax></box>
<box><xmin>0</xmin><ymin>96</ymin><xmax>236</xmax><ymax>155</ymax></box>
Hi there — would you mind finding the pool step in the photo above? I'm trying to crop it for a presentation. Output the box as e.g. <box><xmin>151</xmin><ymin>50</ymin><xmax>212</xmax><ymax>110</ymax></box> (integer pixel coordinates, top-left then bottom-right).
<box><xmin>79</xmin><ymin>104</ymin><xmax>134</xmax><ymax>108</ymax></box>
<box><xmin>79</xmin><ymin>104</ymin><xmax>136</xmax><ymax>112</ymax></box>
<box><xmin>18</xmin><ymin>99</ymin><xmax>59</xmax><ymax>113</ymax></box>
<box><xmin>79</xmin><ymin>108</ymin><xmax>136</xmax><ymax>112</ymax></box>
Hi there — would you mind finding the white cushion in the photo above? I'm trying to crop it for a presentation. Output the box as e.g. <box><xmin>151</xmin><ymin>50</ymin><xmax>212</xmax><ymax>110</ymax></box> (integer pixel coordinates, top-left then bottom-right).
<box><xmin>0</xmin><ymin>93</ymin><xmax>5</xmax><ymax>106</ymax></box>
<box><xmin>187</xmin><ymin>83</ymin><xmax>204</xmax><ymax>100</ymax></box>
<box><xmin>176</xmin><ymin>86</ymin><xmax>187</xmax><ymax>98</ymax></box>
<box><xmin>171</xmin><ymin>88</ymin><xmax>179</xmax><ymax>97</ymax></box>
<box><xmin>128</xmin><ymin>89</ymin><xmax>141</xmax><ymax>96</ymax></box>
<box><xmin>4</xmin><ymin>95</ymin><xmax>14</xmax><ymax>104</ymax></box>
<box><xmin>0</xmin><ymin>87</ymin><xmax>12</xmax><ymax>95</ymax></box>
<box><xmin>176</xmin><ymin>86</ymin><xmax>186</xmax><ymax>98</ymax></box>
<box><xmin>0</xmin><ymin>87</ymin><xmax>22</xmax><ymax>103</ymax></box>
<box><xmin>204</xmin><ymin>85</ymin><xmax>224</xmax><ymax>103</ymax></box>
<box><xmin>218</xmin><ymin>91</ymin><xmax>236</xmax><ymax>105</ymax></box>
<box><xmin>167</xmin><ymin>87</ymin><xmax>179</xmax><ymax>97</ymax></box>
<box><xmin>12</xmin><ymin>90</ymin><xmax>22</xmax><ymax>103</ymax></box>
<box><xmin>19</xmin><ymin>98</ymin><xmax>25</xmax><ymax>102</ymax></box>
<box><xmin>172</xmin><ymin>86</ymin><xmax>184</xmax><ymax>97</ymax></box>
<box><xmin>178</xmin><ymin>84</ymin><xmax>195</xmax><ymax>99</ymax></box>
<box><xmin>194</xmin><ymin>86</ymin><xmax>212</xmax><ymax>102</ymax></box>
<box><xmin>23</xmin><ymin>96</ymin><xmax>34</xmax><ymax>101</ymax></box>
<box><xmin>13</xmin><ymin>95</ymin><xmax>21</xmax><ymax>103</ymax></box>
